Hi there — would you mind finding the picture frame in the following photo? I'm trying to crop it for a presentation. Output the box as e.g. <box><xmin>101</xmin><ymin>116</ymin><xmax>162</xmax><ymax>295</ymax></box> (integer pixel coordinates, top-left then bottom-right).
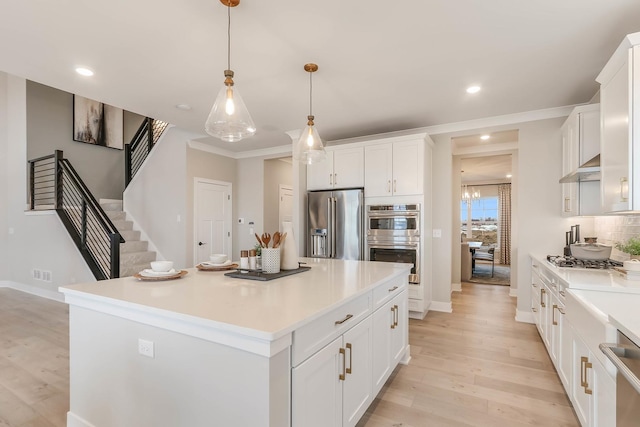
<box><xmin>73</xmin><ymin>95</ymin><xmax>123</xmax><ymax>150</ymax></box>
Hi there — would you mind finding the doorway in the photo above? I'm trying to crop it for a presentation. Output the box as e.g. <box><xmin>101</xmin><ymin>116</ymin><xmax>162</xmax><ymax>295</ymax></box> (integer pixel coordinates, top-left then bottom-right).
<box><xmin>193</xmin><ymin>178</ymin><xmax>232</xmax><ymax>265</ymax></box>
<box><xmin>279</xmin><ymin>185</ymin><xmax>293</xmax><ymax>227</ymax></box>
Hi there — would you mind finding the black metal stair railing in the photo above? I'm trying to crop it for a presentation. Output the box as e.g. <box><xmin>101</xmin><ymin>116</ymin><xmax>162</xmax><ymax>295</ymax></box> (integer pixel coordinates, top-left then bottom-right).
<box><xmin>125</xmin><ymin>118</ymin><xmax>168</xmax><ymax>186</ymax></box>
<box><xmin>27</xmin><ymin>150</ymin><xmax>124</xmax><ymax>280</ymax></box>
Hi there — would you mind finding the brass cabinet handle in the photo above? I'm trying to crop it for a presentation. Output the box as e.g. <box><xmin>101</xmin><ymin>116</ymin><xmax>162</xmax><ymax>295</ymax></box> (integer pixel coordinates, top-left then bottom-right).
<box><xmin>388</xmin><ymin>285</ymin><xmax>398</xmax><ymax>292</ymax></box>
<box><xmin>346</xmin><ymin>343</ymin><xmax>352</xmax><ymax>375</ymax></box>
<box><xmin>552</xmin><ymin>304</ymin><xmax>558</xmax><ymax>326</ymax></box>
<box><xmin>532</xmin><ymin>307</ymin><xmax>538</xmax><ymax>312</ymax></box>
<box><xmin>532</xmin><ymin>264</ymin><xmax>538</xmax><ymax>269</ymax></box>
<box><xmin>387</xmin><ymin>180</ymin><xmax>391</xmax><ymax>193</ymax></box>
<box><xmin>564</xmin><ymin>197</ymin><xmax>571</xmax><ymax>212</ymax></box>
<box><xmin>532</xmin><ymin>282</ymin><xmax>537</xmax><ymax>288</ymax></box>
<box><xmin>559</xmin><ymin>290</ymin><xmax>565</xmax><ymax>297</ymax></box>
<box><xmin>540</xmin><ymin>288</ymin><xmax>546</xmax><ymax>308</ymax></box>
<box><xmin>335</xmin><ymin>314</ymin><xmax>353</xmax><ymax>325</ymax></box>
<box><xmin>621</xmin><ymin>177</ymin><xmax>629</xmax><ymax>202</ymax></box>
<box><xmin>558</xmin><ymin>307</ymin><xmax>565</xmax><ymax>315</ymax></box>
<box><xmin>394</xmin><ymin>304</ymin><xmax>399</xmax><ymax>327</ymax></box>
<box><xmin>390</xmin><ymin>306</ymin><xmax>396</xmax><ymax>329</ymax></box>
<box><xmin>339</xmin><ymin>348</ymin><xmax>346</xmax><ymax>380</ymax></box>
<box><xmin>584</xmin><ymin>359</ymin><xmax>593</xmax><ymax>395</ymax></box>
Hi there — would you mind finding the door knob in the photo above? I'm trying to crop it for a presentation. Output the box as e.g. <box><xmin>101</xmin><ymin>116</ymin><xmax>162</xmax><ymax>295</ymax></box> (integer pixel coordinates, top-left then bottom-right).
<box><xmin>198</xmin><ymin>241</ymin><xmax>206</xmax><ymax>246</ymax></box>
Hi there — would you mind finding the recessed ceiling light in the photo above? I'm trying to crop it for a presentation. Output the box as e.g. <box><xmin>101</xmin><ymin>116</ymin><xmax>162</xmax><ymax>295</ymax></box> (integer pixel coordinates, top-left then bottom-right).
<box><xmin>75</xmin><ymin>67</ymin><xmax>94</xmax><ymax>77</ymax></box>
<box><xmin>175</xmin><ymin>104</ymin><xmax>192</xmax><ymax>111</ymax></box>
<box><xmin>506</xmin><ymin>174</ymin><xmax>512</xmax><ymax>178</ymax></box>
<box><xmin>466</xmin><ymin>85</ymin><xmax>481</xmax><ymax>94</ymax></box>
<box><xmin>480</xmin><ymin>134</ymin><xmax>490</xmax><ymax>140</ymax></box>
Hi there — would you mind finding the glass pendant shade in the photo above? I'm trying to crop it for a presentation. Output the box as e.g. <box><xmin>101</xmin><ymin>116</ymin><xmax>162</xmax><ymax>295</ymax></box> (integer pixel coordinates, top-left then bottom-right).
<box><xmin>294</xmin><ymin>116</ymin><xmax>326</xmax><ymax>164</ymax></box>
<box><xmin>205</xmin><ymin>73</ymin><xmax>256</xmax><ymax>142</ymax></box>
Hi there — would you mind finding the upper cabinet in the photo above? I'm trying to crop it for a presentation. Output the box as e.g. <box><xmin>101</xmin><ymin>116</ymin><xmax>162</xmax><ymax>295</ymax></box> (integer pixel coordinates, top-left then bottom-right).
<box><xmin>364</xmin><ymin>138</ymin><xmax>424</xmax><ymax>197</ymax></box>
<box><xmin>560</xmin><ymin>104</ymin><xmax>601</xmax><ymax>216</ymax></box>
<box><xmin>307</xmin><ymin>146</ymin><xmax>364</xmax><ymax>191</ymax></box>
<box><xmin>597</xmin><ymin>32</ymin><xmax>640</xmax><ymax>212</ymax></box>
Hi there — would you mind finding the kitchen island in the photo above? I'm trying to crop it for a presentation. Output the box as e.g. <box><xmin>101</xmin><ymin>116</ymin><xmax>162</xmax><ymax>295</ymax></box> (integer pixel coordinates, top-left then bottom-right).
<box><xmin>59</xmin><ymin>258</ymin><xmax>411</xmax><ymax>427</ymax></box>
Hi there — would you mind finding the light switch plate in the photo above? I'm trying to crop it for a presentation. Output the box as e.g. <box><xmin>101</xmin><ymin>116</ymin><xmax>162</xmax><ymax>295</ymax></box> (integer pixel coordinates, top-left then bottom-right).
<box><xmin>433</xmin><ymin>229</ymin><xmax>442</xmax><ymax>238</ymax></box>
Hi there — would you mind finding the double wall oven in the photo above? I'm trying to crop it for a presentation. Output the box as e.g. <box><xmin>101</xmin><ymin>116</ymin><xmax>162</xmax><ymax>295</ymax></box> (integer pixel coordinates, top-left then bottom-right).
<box><xmin>366</xmin><ymin>204</ymin><xmax>420</xmax><ymax>284</ymax></box>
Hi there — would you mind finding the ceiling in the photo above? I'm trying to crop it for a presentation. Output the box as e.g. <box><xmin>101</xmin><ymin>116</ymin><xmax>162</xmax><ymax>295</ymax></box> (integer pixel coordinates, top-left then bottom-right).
<box><xmin>460</xmin><ymin>154</ymin><xmax>513</xmax><ymax>184</ymax></box>
<box><xmin>2</xmin><ymin>1</ymin><xmax>640</xmax><ymax>154</ymax></box>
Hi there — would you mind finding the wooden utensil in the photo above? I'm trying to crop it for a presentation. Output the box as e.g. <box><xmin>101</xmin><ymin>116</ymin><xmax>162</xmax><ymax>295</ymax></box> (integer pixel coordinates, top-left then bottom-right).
<box><xmin>261</xmin><ymin>232</ymin><xmax>271</xmax><ymax>248</ymax></box>
<box><xmin>255</xmin><ymin>233</ymin><xmax>264</xmax><ymax>248</ymax></box>
<box><xmin>276</xmin><ymin>232</ymin><xmax>287</xmax><ymax>248</ymax></box>
<box><xmin>272</xmin><ymin>231</ymin><xmax>281</xmax><ymax>248</ymax></box>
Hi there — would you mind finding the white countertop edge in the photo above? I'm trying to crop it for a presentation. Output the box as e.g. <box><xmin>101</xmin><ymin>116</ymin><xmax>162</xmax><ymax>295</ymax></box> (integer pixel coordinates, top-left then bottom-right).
<box><xmin>609</xmin><ymin>315</ymin><xmax>640</xmax><ymax>346</ymax></box>
<box><xmin>565</xmin><ymin>289</ymin><xmax>610</xmax><ymax>324</ymax></box>
<box><xmin>61</xmin><ymin>289</ymin><xmax>292</xmax><ymax>357</ymax></box>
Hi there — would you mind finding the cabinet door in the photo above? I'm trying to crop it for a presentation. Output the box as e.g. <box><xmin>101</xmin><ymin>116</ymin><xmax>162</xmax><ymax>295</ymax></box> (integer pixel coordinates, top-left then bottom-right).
<box><xmin>558</xmin><ymin>301</ymin><xmax>572</xmax><ymax>393</ymax></box>
<box><xmin>292</xmin><ymin>336</ymin><xmax>343</xmax><ymax>427</ymax></box>
<box><xmin>571</xmin><ymin>331</ymin><xmax>591</xmax><ymax>427</ymax></box>
<box><xmin>308</xmin><ymin>150</ymin><xmax>335</xmax><ymax>191</ymax></box>
<box><xmin>531</xmin><ymin>281</ymin><xmax>541</xmax><ymax>330</ymax></box>
<box><xmin>549</xmin><ymin>292</ymin><xmax>560</xmax><ymax>366</ymax></box>
<box><xmin>390</xmin><ymin>292</ymin><xmax>407</xmax><ymax>366</ymax></box>
<box><xmin>364</xmin><ymin>144</ymin><xmax>393</xmax><ymax>197</ymax></box>
<box><xmin>371</xmin><ymin>300</ymin><xmax>393</xmax><ymax>396</ymax></box>
<box><xmin>561</xmin><ymin>119</ymin><xmax>579</xmax><ymax>216</ymax></box>
<box><xmin>333</xmin><ymin>147</ymin><xmax>364</xmax><ymax>189</ymax></box>
<box><xmin>600</xmin><ymin>55</ymin><xmax>631</xmax><ymax>212</ymax></box>
<box><xmin>392</xmin><ymin>140</ymin><xmax>423</xmax><ymax>196</ymax></box>
<box><xmin>342</xmin><ymin>317</ymin><xmax>373</xmax><ymax>427</ymax></box>
<box><xmin>593</xmin><ymin>356</ymin><xmax>616</xmax><ymax>427</ymax></box>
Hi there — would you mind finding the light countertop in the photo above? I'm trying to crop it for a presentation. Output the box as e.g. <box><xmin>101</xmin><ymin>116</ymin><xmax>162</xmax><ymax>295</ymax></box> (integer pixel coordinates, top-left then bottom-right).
<box><xmin>59</xmin><ymin>258</ymin><xmax>411</xmax><ymax>343</ymax></box>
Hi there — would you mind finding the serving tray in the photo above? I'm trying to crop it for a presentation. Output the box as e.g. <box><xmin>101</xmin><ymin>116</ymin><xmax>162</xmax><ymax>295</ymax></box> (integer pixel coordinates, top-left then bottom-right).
<box><xmin>133</xmin><ymin>270</ymin><xmax>188</xmax><ymax>281</ymax></box>
<box><xmin>224</xmin><ymin>266</ymin><xmax>311</xmax><ymax>281</ymax></box>
<box><xmin>196</xmin><ymin>263</ymin><xmax>239</xmax><ymax>271</ymax></box>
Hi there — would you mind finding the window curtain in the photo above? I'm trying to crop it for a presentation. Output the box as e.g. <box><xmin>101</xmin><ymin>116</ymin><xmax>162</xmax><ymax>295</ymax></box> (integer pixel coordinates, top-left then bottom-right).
<box><xmin>498</xmin><ymin>183</ymin><xmax>511</xmax><ymax>265</ymax></box>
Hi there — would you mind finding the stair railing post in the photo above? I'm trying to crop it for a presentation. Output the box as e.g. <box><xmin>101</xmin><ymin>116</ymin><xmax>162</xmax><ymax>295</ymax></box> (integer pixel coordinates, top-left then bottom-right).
<box><xmin>110</xmin><ymin>232</ymin><xmax>121</xmax><ymax>279</ymax></box>
<box><xmin>29</xmin><ymin>159</ymin><xmax>35</xmax><ymax>210</ymax></box>
<box><xmin>147</xmin><ymin>118</ymin><xmax>154</xmax><ymax>153</ymax></box>
<box><xmin>54</xmin><ymin>150</ymin><xmax>63</xmax><ymax>209</ymax></box>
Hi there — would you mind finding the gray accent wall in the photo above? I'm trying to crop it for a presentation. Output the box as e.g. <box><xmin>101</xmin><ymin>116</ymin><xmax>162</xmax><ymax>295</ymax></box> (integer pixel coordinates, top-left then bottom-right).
<box><xmin>263</xmin><ymin>158</ymin><xmax>292</xmax><ymax>233</ymax></box>
<box><xmin>26</xmin><ymin>81</ymin><xmax>144</xmax><ymax>200</ymax></box>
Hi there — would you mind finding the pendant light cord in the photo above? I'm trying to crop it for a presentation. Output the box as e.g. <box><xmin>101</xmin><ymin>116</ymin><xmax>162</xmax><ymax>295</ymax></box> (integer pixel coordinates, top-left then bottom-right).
<box><xmin>309</xmin><ymin>71</ymin><xmax>313</xmax><ymax>116</ymax></box>
<box><xmin>227</xmin><ymin>1</ymin><xmax>231</xmax><ymax>70</ymax></box>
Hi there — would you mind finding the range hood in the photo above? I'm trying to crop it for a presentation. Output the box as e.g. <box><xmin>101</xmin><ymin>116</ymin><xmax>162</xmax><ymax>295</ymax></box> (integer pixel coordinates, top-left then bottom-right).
<box><xmin>559</xmin><ymin>154</ymin><xmax>600</xmax><ymax>183</ymax></box>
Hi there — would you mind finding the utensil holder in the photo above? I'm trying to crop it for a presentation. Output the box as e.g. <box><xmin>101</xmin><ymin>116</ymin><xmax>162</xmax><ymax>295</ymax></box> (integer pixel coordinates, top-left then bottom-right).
<box><xmin>261</xmin><ymin>248</ymin><xmax>281</xmax><ymax>274</ymax></box>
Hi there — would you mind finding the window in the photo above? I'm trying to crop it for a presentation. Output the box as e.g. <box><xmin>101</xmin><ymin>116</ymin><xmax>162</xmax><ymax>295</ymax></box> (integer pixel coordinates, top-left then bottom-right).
<box><xmin>461</xmin><ymin>196</ymin><xmax>498</xmax><ymax>246</ymax></box>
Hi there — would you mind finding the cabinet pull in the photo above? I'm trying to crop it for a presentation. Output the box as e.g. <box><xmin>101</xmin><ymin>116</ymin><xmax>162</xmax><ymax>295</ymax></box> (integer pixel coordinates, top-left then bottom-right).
<box><xmin>540</xmin><ymin>288</ymin><xmax>546</xmax><ymax>308</ymax></box>
<box><xmin>345</xmin><ymin>343</ymin><xmax>352</xmax><ymax>375</ymax></box>
<box><xmin>335</xmin><ymin>314</ymin><xmax>353</xmax><ymax>325</ymax></box>
<box><xmin>580</xmin><ymin>356</ymin><xmax>588</xmax><ymax>388</ymax></box>
<box><xmin>387</xmin><ymin>180</ymin><xmax>391</xmax><ymax>193</ymax></box>
<box><xmin>334</xmin><ymin>173</ymin><xmax>337</xmax><ymax>185</ymax></box>
<box><xmin>532</xmin><ymin>307</ymin><xmax>537</xmax><ymax>312</ymax></box>
<box><xmin>558</xmin><ymin>307</ymin><xmax>565</xmax><ymax>315</ymax></box>
<box><xmin>388</xmin><ymin>285</ymin><xmax>398</xmax><ymax>292</ymax></box>
<box><xmin>564</xmin><ymin>197</ymin><xmax>570</xmax><ymax>212</ymax></box>
<box><xmin>584</xmin><ymin>358</ymin><xmax>593</xmax><ymax>395</ymax></box>
<box><xmin>393</xmin><ymin>179</ymin><xmax>397</xmax><ymax>193</ymax></box>
<box><xmin>393</xmin><ymin>304</ymin><xmax>399</xmax><ymax>327</ymax></box>
<box><xmin>339</xmin><ymin>348</ymin><xmax>346</xmax><ymax>381</ymax></box>
<box><xmin>532</xmin><ymin>283</ymin><xmax>537</xmax><ymax>288</ymax></box>
<box><xmin>559</xmin><ymin>290</ymin><xmax>565</xmax><ymax>297</ymax></box>
<box><xmin>329</xmin><ymin>174</ymin><xmax>333</xmax><ymax>186</ymax></box>
<box><xmin>621</xmin><ymin>177</ymin><xmax>629</xmax><ymax>202</ymax></box>
<box><xmin>552</xmin><ymin>304</ymin><xmax>558</xmax><ymax>326</ymax></box>
<box><xmin>532</xmin><ymin>264</ymin><xmax>538</xmax><ymax>269</ymax></box>
<box><xmin>390</xmin><ymin>306</ymin><xmax>396</xmax><ymax>329</ymax></box>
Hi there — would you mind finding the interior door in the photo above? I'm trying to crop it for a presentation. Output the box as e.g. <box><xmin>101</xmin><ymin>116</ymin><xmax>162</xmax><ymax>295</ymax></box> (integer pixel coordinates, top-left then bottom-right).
<box><xmin>279</xmin><ymin>185</ymin><xmax>293</xmax><ymax>228</ymax></box>
<box><xmin>194</xmin><ymin>179</ymin><xmax>232</xmax><ymax>265</ymax></box>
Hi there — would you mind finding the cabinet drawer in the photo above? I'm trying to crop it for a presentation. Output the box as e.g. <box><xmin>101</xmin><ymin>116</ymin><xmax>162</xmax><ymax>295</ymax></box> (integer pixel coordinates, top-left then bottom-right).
<box><xmin>292</xmin><ymin>292</ymin><xmax>371</xmax><ymax>367</ymax></box>
<box><xmin>372</xmin><ymin>276</ymin><xmax>408</xmax><ymax>309</ymax></box>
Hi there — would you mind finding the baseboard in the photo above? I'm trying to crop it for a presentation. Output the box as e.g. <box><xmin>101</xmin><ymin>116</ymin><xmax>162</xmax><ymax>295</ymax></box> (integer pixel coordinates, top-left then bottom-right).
<box><xmin>451</xmin><ymin>282</ymin><xmax>462</xmax><ymax>292</ymax></box>
<box><xmin>515</xmin><ymin>309</ymin><xmax>534</xmax><ymax>324</ymax></box>
<box><xmin>1</xmin><ymin>281</ymin><xmax>64</xmax><ymax>302</ymax></box>
<box><xmin>399</xmin><ymin>345</ymin><xmax>411</xmax><ymax>365</ymax></box>
<box><xmin>67</xmin><ymin>412</ymin><xmax>96</xmax><ymax>427</ymax></box>
<box><xmin>509</xmin><ymin>287</ymin><xmax>518</xmax><ymax>297</ymax></box>
<box><xmin>429</xmin><ymin>301</ymin><xmax>452</xmax><ymax>313</ymax></box>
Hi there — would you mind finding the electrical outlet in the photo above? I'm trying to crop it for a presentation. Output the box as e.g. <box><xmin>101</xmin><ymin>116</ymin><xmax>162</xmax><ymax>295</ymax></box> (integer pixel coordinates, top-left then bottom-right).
<box><xmin>42</xmin><ymin>271</ymin><xmax>52</xmax><ymax>282</ymax></box>
<box><xmin>433</xmin><ymin>229</ymin><xmax>442</xmax><ymax>238</ymax></box>
<box><xmin>32</xmin><ymin>269</ymin><xmax>41</xmax><ymax>280</ymax></box>
<box><xmin>138</xmin><ymin>339</ymin><xmax>154</xmax><ymax>358</ymax></box>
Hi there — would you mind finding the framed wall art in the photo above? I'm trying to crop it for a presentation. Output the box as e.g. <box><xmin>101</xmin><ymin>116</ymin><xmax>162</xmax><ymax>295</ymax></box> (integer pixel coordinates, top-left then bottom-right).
<box><xmin>73</xmin><ymin>95</ymin><xmax>123</xmax><ymax>149</ymax></box>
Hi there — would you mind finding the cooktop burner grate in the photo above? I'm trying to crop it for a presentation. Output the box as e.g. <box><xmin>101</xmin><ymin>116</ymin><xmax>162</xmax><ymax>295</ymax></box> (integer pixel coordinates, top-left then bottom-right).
<box><xmin>546</xmin><ymin>255</ymin><xmax>622</xmax><ymax>269</ymax></box>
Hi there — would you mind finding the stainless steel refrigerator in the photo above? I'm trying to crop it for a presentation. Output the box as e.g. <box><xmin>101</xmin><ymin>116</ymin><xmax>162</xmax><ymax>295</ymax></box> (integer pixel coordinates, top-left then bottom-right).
<box><xmin>307</xmin><ymin>189</ymin><xmax>364</xmax><ymax>260</ymax></box>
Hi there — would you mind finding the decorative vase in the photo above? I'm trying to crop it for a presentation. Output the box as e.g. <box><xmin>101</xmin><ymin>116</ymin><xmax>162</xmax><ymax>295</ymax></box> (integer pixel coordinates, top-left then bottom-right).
<box><xmin>281</xmin><ymin>221</ymin><xmax>299</xmax><ymax>270</ymax></box>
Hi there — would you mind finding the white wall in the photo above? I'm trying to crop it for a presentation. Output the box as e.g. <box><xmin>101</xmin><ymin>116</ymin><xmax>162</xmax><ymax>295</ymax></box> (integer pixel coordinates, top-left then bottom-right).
<box><xmin>0</xmin><ymin>73</ymin><xmax>95</xmax><ymax>298</ymax></box>
<box><xmin>263</xmin><ymin>158</ymin><xmax>292</xmax><ymax>233</ymax></box>
<box><xmin>235</xmin><ymin>157</ymin><xmax>265</xmax><ymax>257</ymax></box>
<box><xmin>123</xmin><ymin>127</ymin><xmax>202</xmax><ymax>270</ymax></box>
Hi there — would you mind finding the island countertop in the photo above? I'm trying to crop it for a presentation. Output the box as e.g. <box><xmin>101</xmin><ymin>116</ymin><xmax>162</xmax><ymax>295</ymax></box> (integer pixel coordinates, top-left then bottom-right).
<box><xmin>59</xmin><ymin>258</ymin><xmax>411</xmax><ymax>351</ymax></box>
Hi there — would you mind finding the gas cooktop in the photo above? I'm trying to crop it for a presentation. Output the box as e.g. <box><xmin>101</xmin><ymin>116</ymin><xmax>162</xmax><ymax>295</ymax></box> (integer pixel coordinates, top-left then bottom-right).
<box><xmin>547</xmin><ymin>255</ymin><xmax>623</xmax><ymax>270</ymax></box>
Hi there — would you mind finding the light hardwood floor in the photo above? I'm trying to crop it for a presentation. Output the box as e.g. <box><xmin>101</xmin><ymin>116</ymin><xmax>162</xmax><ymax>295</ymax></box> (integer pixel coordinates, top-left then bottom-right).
<box><xmin>357</xmin><ymin>283</ymin><xmax>579</xmax><ymax>427</ymax></box>
<box><xmin>0</xmin><ymin>284</ymin><xmax>578</xmax><ymax>427</ymax></box>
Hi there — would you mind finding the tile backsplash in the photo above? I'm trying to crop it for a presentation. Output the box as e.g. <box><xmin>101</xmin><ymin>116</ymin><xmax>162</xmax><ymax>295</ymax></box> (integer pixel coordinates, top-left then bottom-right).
<box><xmin>594</xmin><ymin>215</ymin><xmax>640</xmax><ymax>260</ymax></box>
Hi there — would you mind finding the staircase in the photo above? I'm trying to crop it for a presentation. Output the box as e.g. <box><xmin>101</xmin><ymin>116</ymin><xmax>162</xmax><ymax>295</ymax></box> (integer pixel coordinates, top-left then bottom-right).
<box><xmin>100</xmin><ymin>200</ymin><xmax>156</xmax><ymax>277</ymax></box>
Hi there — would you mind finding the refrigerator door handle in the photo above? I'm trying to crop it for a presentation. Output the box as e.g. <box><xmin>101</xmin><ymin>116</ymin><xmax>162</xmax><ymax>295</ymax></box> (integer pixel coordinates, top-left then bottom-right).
<box><xmin>331</xmin><ymin>197</ymin><xmax>337</xmax><ymax>258</ymax></box>
<box><xmin>327</xmin><ymin>198</ymin><xmax>333</xmax><ymax>258</ymax></box>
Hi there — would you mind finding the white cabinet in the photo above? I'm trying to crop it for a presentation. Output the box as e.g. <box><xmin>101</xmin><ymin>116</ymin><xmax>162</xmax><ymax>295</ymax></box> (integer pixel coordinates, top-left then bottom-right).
<box><xmin>596</xmin><ymin>33</ymin><xmax>640</xmax><ymax>212</ymax></box>
<box><xmin>307</xmin><ymin>146</ymin><xmax>364</xmax><ymax>190</ymax></box>
<box><xmin>560</xmin><ymin>104</ymin><xmax>600</xmax><ymax>217</ymax></box>
<box><xmin>292</xmin><ymin>276</ymin><xmax>409</xmax><ymax>427</ymax></box>
<box><xmin>364</xmin><ymin>138</ymin><xmax>424</xmax><ymax>197</ymax></box>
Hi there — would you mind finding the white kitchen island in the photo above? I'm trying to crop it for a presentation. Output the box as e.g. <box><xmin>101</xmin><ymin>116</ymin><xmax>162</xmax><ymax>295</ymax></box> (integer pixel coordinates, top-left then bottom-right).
<box><xmin>59</xmin><ymin>258</ymin><xmax>411</xmax><ymax>427</ymax></box>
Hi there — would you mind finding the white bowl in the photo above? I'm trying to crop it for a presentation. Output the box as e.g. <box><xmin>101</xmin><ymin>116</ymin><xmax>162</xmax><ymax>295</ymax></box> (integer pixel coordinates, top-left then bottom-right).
<box><xmin>209</xmin><ymin>254</ymin><xmax>228</xmax><ymax>264</ymax></box>
<box><xmin>150</xmin><ymin>260</ymin><xmax>174</xmax><ymax>272</ymax></box>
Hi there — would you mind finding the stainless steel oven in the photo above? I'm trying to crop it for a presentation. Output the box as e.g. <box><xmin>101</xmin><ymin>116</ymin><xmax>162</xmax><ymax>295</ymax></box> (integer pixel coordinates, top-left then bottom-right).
<box><xmin>601</xmin><ymin>331</ymin><xmax>640</xmax><ymax>427</ymax></box>
<box><xmin>367</xmin><ymin>204</ymin><xmax>420</xmax><ymax>284</ymax></box>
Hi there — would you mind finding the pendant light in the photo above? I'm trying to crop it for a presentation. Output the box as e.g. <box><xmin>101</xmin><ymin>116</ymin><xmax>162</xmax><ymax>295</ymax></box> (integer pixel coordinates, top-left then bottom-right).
<box><xmin>294</xmin><ymin>63</ymin><xmax>326</xmax><ymax>164</ymax></box>
<box><xmin>205</xmin><ymin>0</ymin><xmax>256</xmax><ymax>142</ymax></box>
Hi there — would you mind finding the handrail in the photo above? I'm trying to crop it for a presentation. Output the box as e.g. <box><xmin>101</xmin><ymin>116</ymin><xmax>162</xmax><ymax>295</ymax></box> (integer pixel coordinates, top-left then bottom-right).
<box><xmin>125</xmin><ymin>118</ymin><xmax>168</xmax><ymax>186</ymax></box>
<box><xmin>27</xmin><ymin>150</ymin><xmax>124</xmax><ymax>280</ymax></box>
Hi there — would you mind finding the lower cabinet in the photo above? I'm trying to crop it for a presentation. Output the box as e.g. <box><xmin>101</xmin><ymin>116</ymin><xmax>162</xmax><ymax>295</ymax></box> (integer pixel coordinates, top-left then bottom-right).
<box><xmin>291</xmin><ymin>281</ymin><xmax>408</xmax><ymax>427</ymax></box>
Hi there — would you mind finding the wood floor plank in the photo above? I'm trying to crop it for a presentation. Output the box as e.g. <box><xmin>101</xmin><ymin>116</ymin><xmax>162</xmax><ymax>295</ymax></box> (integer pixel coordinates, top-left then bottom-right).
<box><xmin>357</xmin><ymin>282</ymin><xmax>579</xmax><ymax>427</ymax></box>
